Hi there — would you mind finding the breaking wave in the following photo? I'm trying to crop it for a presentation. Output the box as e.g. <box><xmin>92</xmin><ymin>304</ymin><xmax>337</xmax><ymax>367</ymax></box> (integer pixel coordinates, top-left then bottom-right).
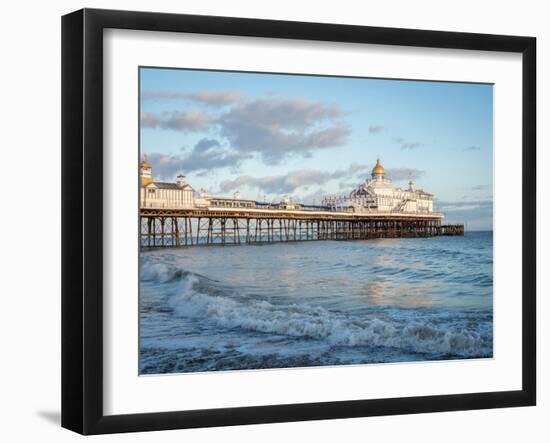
<box><xmin>156</xmin><ymin>271</ymin><xmax>492</xmax><ymax>358</ymax></box>
<box><xmin>139</xmin><ymin>232</ymin><xmax>494</xmax><ymax>373</ymax></box>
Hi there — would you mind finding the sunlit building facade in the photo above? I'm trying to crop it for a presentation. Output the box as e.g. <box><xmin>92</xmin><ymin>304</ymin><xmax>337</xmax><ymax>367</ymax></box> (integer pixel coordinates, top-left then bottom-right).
<box><xmin>322</xmin><ymin>159</ymin><xmax>435</xmax><ymax>214</ymax></box>
<box><xmin>139</xmin><ymin>159</ymin><xmax>195</xmax><ymax>209</ymax></box>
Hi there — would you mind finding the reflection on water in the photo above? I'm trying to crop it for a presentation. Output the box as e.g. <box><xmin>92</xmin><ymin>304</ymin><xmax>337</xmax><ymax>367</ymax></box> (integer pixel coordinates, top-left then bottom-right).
<box><xmin>140</xmin><ymin>231</ymin><xmax>493</xmax><ymax>374</ymax></box>
<box><xmin>360</xmin><ymin>280</ymin><xmax>443</xmax><ymax>306</ymax></box>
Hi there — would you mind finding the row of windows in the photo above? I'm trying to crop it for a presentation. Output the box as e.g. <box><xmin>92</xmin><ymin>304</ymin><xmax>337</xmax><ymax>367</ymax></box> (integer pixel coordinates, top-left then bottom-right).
<box><xmin>210</xmin><ymin>200</ymin><xmax>254</xmax><ymax>208</ymax></box>
<box><xmin>143</xmin><ymin>189</ymin><xmax>194</xmax><ymax>202</ymax></box>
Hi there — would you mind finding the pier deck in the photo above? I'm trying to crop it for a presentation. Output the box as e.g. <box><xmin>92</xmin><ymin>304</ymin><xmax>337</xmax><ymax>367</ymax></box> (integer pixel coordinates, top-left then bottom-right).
<box><xmin>140</xmin><ymin>207</ymin><xmax>464</xmax><ymax>248</ymax></box>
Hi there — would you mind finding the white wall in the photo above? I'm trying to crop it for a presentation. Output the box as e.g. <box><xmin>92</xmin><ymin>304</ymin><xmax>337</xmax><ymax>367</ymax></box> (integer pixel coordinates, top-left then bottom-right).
<box><xmin>0</xmin><ymin>0</ymin><xmax>546</xmax><ymax>441</ymax></box>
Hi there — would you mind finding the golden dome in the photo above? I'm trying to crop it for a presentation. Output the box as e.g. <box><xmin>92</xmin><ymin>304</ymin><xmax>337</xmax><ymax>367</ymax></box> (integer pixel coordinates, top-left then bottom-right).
<box><xmin>140</xmin><ymin>159</ymin><xmax>151</xmax><ymax>169</ymax></box>
<box><xmin>372</xmin><ymin>158</ymin><xmax>385</xmax><ymax>175</ymax></box>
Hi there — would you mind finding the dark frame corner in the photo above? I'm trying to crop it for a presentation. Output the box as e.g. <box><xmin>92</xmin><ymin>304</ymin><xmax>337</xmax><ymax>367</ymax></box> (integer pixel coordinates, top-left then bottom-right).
<box><xmin>62</xmin><ymin>8</ymin><xmax>536</xmax><ymax>435</ymax></box>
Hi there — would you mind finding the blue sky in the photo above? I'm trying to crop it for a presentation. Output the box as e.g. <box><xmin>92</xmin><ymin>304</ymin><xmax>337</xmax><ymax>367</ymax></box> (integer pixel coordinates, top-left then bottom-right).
<box><xmin>140</xmin><ymin>67</ymin><xmax>493</xmax><ymax>230</ymax></box>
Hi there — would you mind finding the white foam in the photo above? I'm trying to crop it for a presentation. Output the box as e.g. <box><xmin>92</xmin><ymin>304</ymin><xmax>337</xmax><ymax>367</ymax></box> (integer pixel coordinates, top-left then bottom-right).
<box><xmin>168</xmin><ymin>275</ymin><xmax>491</xmax><ymax>357</ymax></box>
<box><xmin>140</xmin><ymin>261</ymin><xmax>175</xmax><ymax>283</ymax></box>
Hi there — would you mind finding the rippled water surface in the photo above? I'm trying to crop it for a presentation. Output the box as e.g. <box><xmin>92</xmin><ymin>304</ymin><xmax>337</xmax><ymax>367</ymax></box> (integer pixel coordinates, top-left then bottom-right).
<box><xmin>139</xmin><ymin>231</ymin><xmax>493</xmax><ymax>374</ymax></box>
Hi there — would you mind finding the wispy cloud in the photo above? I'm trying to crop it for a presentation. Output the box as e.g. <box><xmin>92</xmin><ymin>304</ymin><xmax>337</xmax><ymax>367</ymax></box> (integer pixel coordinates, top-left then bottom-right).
<box><xmin>299</xmin><ymin>188</ymin><xmax>330</xmax><ymax>205</ymax></box>
<box><xmin>338</xmin><ymin>180</ymin><xmax>360</xmax><ymax>191</ymax></box>
<box><xmin>463</xmin><ymin>145</ymin><xmax>481</xmax><ymax>151</ymax></box>
<box><xmin>142</xmin><ymin>95</ymin><xmax>351</xmax><ymax>165</ymax></box>
<box><xmin>401</xmin><ymin>142</ymin><xmax>423</xmax><ymax>150</ymax></box>
<box><xmin>392</xmin><ymin>136</ymin><xmax>423</xmax><ymax>150</ymax></box>
<box><xmin>184</xmin><ymin>138</ymin><xmax>252</xmax><ymax>173</ymax></box>
<box><xmin>436</xmin><ymin>199</ymin><xmax>493</xmax><ymax>212</ymax></box>
<box><xmin>143</xmin><ymin>152</ymin><xmax>183</xmax><ymax>181</ymax></box>
<box><xmin>435</xmin><ymin>199</ymin><xmax>493</xmax><ymax>230</ymax></box>
<box><xmin>142</xmin><ymin>89</ymin><xmax>242</xmax><ymax>106</ymax></box>
<box><xmin>386</xmin><ymin>168</ymin><xmax>425</xmax><ymax>181</ymax></box>
<box><xmin>144</xmin><ymin>138</ymin><xmax>252</xmax><ymax>179</ymax></box>
<box><xmin>188</xmin><ymin>90</ymin><xmax>242</xmax><ymax>106</ymax></box>
<box><xmin>368</xmin><ymin>125</ymin><xmax>384</xmax><ymax>134</ymax></box>
<box><xmin>219</xmin><ymin>171</ymin><xmax>330</xmax><ymax>194</ymax></box>
<box><xmin>140</xmin><ymin>110</ymin><xmax>213</xmax><ymax>132</ymax></box>
<box><xmin>219</xmin><ymin>163</ymin><xmax>369</xmax><ymax>195</ymax></box>
<box><xmin>471</xmin><ymin>184</ymin><xmax>491</xmax><ymax>191</ymax></box>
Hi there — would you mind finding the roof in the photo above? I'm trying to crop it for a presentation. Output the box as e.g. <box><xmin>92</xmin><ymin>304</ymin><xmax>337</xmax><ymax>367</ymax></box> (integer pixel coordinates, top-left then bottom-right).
<box><xmin>146</xmin><ymin>182</ymin><xmax>194</xmax><ymax>191</ymax></box>
<box><xmin>209</xmin><ymin>197</ymin><xmax>256</xmax><ymax>203</ymax></box>
<box><xmin>372</xmin><ymin>158</ymin><xmax>385</xmax><ymax>175</ymax></box>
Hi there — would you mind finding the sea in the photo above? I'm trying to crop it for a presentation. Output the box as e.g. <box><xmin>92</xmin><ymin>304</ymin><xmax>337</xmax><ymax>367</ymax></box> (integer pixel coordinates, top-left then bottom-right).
<box><xmin>139</xmin><ymin>231</ymin><xmax>493</xmax><ymax>374</ymax></box>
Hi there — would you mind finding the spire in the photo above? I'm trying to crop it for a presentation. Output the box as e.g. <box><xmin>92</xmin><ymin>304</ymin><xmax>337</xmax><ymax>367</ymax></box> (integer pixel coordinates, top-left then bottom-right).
<box><xmin>408</xmin><ymin>172</ymin><xmax>415</xmax><ymax>191</ymax></box>
<box><xmin>176</xmin><ymin>162</ymin><xmax>187</xmax><ymax>187</ymax></box>
<box><xmin>177</xmin><ymin>160</ymin><xmax>185</xmax><ymax>177</ymax></box>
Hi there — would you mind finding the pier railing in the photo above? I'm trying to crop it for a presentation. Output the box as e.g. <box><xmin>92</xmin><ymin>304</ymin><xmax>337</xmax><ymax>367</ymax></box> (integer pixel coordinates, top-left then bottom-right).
<box><xmin>140</xmin><ymin>207</ymin><xmax>463</xmax><ymax>248</ymax></box>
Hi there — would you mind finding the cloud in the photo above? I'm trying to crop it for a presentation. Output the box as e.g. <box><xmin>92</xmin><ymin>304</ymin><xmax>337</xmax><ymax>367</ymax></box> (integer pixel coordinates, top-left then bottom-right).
<box><xmin>220</xmin><ymin>170</ymin><xmax>334</xmax><ymax>194</ymax></box>
<box><xmin>299</xmin><ymin>188</ymin><xmax>329</xmax><ymax>205</ymax></box>
<box><xmin>338</xmin><ymin>180</ymin><xmax>361</xmax><ymax>191</ymax></box>
<box><xmin>471</xmin><ymin>184</ymin><xmax>491</xmax><ymax>191</ymax></box>
<box><xmin>348</xmin><ymin>162</ymin><xmax>370</xmax><ymax>174</ymax></box>
<box><xmin>141</xmin><ymin>95</ymin><xmax>350</xmax><ymax>164</ymax></box>
<box><xmin>401</xmin><ymin>142</ymin><xmax>423</xmax><ymax>150</ymax></box>
<box><xmin>217</xmin><ymin>97</ymin><xmax>350</xmax><ymax>164</ymax></box>
<box><xmin>141</xmin><ymin>95</ymin><xmax>351</xmax><ymax>165</ymax></box>
<box><xmin>463</xmin><ymin>145</ymin><xmax>481</xmax><ymax>151</ymax></box>
<box><xmin>144</xmin><ymin>153</ymin><xmax>183</xmax><ymax>180</ymax></box>
<box><xmin>142</xmin><ymin>90</ymin><xmax>242</xmax><ymax>106</ymax></box>
<box><xmin>435</xmin><ymin>199</ymin><xmax>493</xmax><ymax>231</ymax></box>
<box><xmin>223</xmin><ymin>97</ymin><xmax>342</xmax><ymax>130</ymax></box>
<box><xmin>194</xmin><ymin>138</ymin><xmax>220</xmax><ymax>151</ymax></box>
<box><xmin>219</xmin><ymin>163</ymin><xmax>368</xmax><ymax>194</ymax></box>
<box><xmin>144</xmin><ymin>138</ymin><xmax>252</xmax><ymax>179</ymax></box>
<box><xmin>392</xmin><ymin>136</ymin><xmax>423</xmax><ymax>150</ymax></box>
<box><xmin>385</xmin><ymin>168</ymin><xmax>425</xmax><ymax>181</ymax></box>
<box><xmin>368</xmin><ymin>125</ymin><xmax>384</xmax><ymax>134</ymax></box>
<box><xmin>188</xmin><ymin>90</ymin><xmax>242</xmax><ymax>106</ymax></box>
<box><xmin>435</xmin><ymin>199</ymin><xmax>493</xmax><ymax>212</ymax></box>
<box><xmin>140</xmin><ymin>112</ymin><xmax>160</xmax><ymax>128</ymax></box>
<box><xmin>218</xmin><ymin>162</ymin><xmax>426</xmax><ymax>195</ymax></box>
<box><xmin>184</xmin><ymin>138</ymin><xmax>252</xmax><ymax>172</ymax></box>
<box><xmin>140</xmin><ymin>110</ymin><xmax>213</xmax><ymax>132</ymax></box>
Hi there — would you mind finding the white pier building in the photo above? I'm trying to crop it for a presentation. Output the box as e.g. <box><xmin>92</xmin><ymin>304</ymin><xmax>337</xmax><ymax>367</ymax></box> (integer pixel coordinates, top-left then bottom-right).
<box><xmin>139</xmin><ymin>157</ymin><xmax>437</xmax><ymax>217</ymax></box>
<box><xmin>322</xmin><ymin>159</ymin><xmax>435</xmax><ymax>214</ymax></box>
<box><xmin>139</xmin><ymin>159</ymin><xmax>195</xmax><ymax>209</ymax></box>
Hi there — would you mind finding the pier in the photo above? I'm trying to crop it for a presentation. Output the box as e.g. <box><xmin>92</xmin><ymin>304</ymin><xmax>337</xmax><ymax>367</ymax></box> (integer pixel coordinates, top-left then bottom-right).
<box><xmin>140</xmin><ymin>207</ymin><xmax>464</xmax><ymax>248</ymax></box>
<box><xmin>138</xmin><ymin>157</ymin><xmax>465</xmax><ymax>248</ymax></box>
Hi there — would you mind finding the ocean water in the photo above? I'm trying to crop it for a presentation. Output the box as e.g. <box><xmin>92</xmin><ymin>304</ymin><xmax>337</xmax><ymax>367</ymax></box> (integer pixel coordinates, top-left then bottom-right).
<box><xmin>139</xmin><ymin>231</ymin><xmax>493</xmax><ymax>374</ymax></box>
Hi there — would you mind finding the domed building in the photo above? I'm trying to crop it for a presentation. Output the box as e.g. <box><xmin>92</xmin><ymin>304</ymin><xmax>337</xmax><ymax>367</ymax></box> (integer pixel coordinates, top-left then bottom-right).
<box><xmin>323</xmin><ymin>159</ymin><xmax>435</xmax><ymax>214</ymax></box>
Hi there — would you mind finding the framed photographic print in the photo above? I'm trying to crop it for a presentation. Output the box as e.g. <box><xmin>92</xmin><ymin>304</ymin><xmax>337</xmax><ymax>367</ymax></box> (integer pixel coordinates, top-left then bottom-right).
<box><xmin>61</xmin><ymin>8</ymin><xmax>536</xmax><ymax>435</ymax></box>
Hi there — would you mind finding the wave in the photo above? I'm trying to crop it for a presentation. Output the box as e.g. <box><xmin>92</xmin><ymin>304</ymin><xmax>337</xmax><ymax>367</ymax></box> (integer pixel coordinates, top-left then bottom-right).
<box><xmin>164</xmin><ymin>273</ymin><xmax>492</xmax><ymax>358</ymax></box>
<box><xmin>141</xmin><ymin>261</ymin><xmax>210</xmax><ymax>285</ymax></box>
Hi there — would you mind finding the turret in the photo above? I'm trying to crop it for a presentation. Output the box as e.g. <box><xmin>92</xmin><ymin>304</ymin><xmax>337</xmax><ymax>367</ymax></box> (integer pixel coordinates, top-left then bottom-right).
<box><xmin>140</xmin><ymin>157</ymin><xmax>153</xmax><ymax>186</ymax></box>
<box><xmin>176</xmin><ymin>172</ymin><xmax>187</xmax><ymax>188</ymax></box>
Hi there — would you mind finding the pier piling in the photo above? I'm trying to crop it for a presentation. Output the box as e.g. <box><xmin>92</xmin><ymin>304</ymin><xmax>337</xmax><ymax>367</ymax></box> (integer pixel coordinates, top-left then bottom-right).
<box><xmin>140</xmin><ymin>208</ymin><xmax>464</xmax><ymax>248</ymax></box>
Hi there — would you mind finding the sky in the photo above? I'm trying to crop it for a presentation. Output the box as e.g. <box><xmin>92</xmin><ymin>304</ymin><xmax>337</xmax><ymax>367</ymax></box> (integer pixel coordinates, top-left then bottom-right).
<box><xmin>140</xmin><ymin>67</ymin><xmax>493</xmax><ymax>230</ymax></box>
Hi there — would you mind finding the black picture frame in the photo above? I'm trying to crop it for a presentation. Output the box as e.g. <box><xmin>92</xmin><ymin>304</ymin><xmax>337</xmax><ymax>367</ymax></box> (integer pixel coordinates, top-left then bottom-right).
<box><xmin>61</xmin><ymin>8</ymin><xmax>536</xmax><ymax>435</ymax></box>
